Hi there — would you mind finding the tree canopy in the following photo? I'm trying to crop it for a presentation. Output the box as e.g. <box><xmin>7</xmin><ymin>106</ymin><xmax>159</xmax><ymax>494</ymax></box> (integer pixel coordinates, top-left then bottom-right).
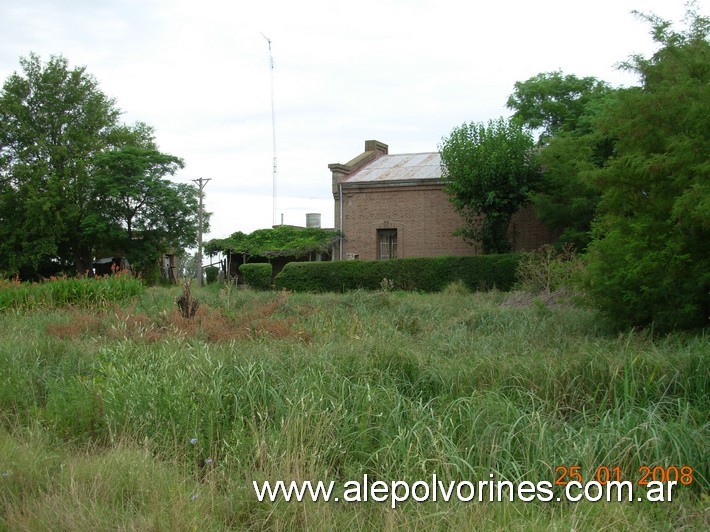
<box><xmin>439</xmin><ymin>117</ymin><xmax>539</xmax><ymax>254</ymax></box>
<box><xmin>507</xmin><ymin>71</ymin><xmax>615</xmax><ymax>249</ymax></box>
<box><xmin>0</xmin><ymin>54</ymin><xmax>201</xmax><ymax>279</ymax></box>
<box><xmin>507</xmin><ymin>71</ymin><xmax>612</xmax><ymax>143</ymax></box>
<box><xmin>582</xmin><ymin>7</ymin><xmax>709</xmax><ymax>331</ymax></box>
<box><xmin>91</xmin><ymin>145</ymin><xmax>201</xmax><ymax>277</ymax></box>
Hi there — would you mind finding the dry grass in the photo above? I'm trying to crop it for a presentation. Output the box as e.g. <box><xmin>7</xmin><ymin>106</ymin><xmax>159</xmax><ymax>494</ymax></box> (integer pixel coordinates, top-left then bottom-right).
<box><xmin>500</xmin><ymin>287</ymin><xmax>576</xmax><ymax>309</ymax></box>
<box><xmin>45</xmin><ymin>291</ymin><xmax>311</xmax><ymax>344</ymax></box>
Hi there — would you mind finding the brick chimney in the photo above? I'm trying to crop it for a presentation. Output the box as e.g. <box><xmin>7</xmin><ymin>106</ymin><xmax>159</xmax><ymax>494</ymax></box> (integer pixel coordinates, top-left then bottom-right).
<box><xmin>329</xmin><ymin>140</ymin><xmax>389</xmax><ymax>195</ymax></box>
<box><xmin>329</xmin><ymin>140</ymin><xmax>389</xmax><ymax>260</ymax></box>
<box><xmin>364</xmin><ymin>140</ymin><xmax>388</xmax><ymax>157</ymax></box>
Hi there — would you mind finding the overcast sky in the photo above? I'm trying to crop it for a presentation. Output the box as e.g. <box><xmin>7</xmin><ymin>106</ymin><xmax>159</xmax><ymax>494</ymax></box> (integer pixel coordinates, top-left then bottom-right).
<box><xmin>0</xmin><ymin>0</ymin><xmax>701</xmax><ymax>239</ymax></box>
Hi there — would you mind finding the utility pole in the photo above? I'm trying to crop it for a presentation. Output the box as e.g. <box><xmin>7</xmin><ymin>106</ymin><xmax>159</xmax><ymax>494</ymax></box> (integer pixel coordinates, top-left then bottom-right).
<box><xmin>192</xmin><ymin>177</ymin><xmax>211</xmax><ymax>286</ymax></box>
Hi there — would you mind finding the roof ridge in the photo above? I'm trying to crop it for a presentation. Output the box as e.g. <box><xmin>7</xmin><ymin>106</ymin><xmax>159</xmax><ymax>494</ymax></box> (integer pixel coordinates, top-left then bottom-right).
<box><xmin>384</xmin><ymin>151</ymin><xmax>438</xmax><ymax>157</ymax></box>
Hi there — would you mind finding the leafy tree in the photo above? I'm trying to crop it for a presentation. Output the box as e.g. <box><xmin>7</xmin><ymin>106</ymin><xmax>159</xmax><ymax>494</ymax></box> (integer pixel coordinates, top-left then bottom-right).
<box><xmin>92</xmin><ymin>144</ymin><xmax>202</xmax><ymax>275</ymax></box>
<box><xmin>584</xmin><ymin>7</ymin><xmax>710</xmax><ymax>331</ymax></box>
<box><xmin>507</xmin><ymin>72</ymin><xmax>615</xmax><ymax>249</ymax></box>
<box><xmin>0</xmin><ymin>54</ymin><xmax>200</xmax><ymax>279</ymax></box>
<box><xmin>439</xmin><ymin>117</ymin><xmax>539</xmax><ymax>253</ymax></box>
<box><xmin>179</xmin><ymin>251</ymin><xmax>199</xmax><ymax>279</ymax></box>
<box><xmin>507</xmin><ymin>71</ymin><xmax>612</xmax><ymax>143</ymax></box>
<box><xmin>0</xmin><ymin>54</ymin><xmax>119</xmax><ymax>275</ymax></box>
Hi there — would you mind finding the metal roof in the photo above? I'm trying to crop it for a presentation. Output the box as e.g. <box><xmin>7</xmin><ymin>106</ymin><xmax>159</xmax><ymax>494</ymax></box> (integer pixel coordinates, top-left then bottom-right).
<box><xmin>344</xmin><ymin>152</ymin><xmax>442</xmax><ymax>183</ymax></box>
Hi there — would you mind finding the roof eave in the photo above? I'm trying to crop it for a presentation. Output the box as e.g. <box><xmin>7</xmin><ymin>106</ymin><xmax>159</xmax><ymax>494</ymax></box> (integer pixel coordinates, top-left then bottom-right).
<box><xmin>341</xmin><ymin>177</ymin><xmax>448</xmax><ymax>189</ymax></box>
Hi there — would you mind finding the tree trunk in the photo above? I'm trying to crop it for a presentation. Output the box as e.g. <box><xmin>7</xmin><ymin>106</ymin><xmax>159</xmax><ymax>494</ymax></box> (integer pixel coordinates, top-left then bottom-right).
<box><xmin>74</xmin><ymin>249</ymin><xmax>94</xmax><ymax>277</ymax></box>
<box><xmin>483</xmin><ymin>212</ymin><xmax>513</xmax><ymax>254</ymax></box>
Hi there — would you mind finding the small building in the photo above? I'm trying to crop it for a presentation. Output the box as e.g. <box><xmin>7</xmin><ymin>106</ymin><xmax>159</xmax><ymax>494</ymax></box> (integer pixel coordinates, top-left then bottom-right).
<box><xmin>161</xmin><ymin>253</ymin><xmax>179</xmax><ymax>283</ymax></box>
<box><xmin>330</xmin><ymin>140</ymin><xmax>554</xmax><ymax>260</ymax></box>
<box><xmin>93</xmin><ymin>256</ymin><xmax>131</xmax><ymax>276</ymax></box>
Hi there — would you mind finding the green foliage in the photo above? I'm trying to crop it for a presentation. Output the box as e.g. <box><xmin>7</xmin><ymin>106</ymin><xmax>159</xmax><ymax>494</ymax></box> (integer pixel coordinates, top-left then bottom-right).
<box><xmin>584</xmin><ymin>8</ymin><xmax>710</xmax><ymax>331</ymax></box>
<box><xmin>507</xmin><ymin>71</ymin><xmax>615</xmax><ymax>249</ymax></box>
<box><xmin>530</xmin><ymin>132</ymin><xmax>606</xmax><ymax>250</ymax></box>
<box><xmin>204</xmin><ymin>266</ymin><xmax>220</xmax><ymax>285</ymax></box>
<box><xmin>439</xmin><ymin>118</ymin><xmax>539</xmax><ymax>253</ymax></box>
<box><xmin>442</xmin><ymin>279</ymin><xmax>470</xmax><ymax>295</ymax></box>
<box><xmin>515</xmin><ymin>244</ymin><xmax>585</xmax><ymax>293</ymax></box>
<box><xmin>507</xmin><ymin>71</ymin><xmax>613</xmax><ymax>142</ymax></box>
<box><xmin>206</xmin><ymin>226</ymin><xmax>336</xmax><ymax>259</ymax></box>
<box><xmin>0</xmin><ymin>273</ymin><xmax>144</xmax><ymax>311</ymax></box>
<box><xmin>0</xmin><ymin>54</ymin><xmax>200</xmax><ymax>279</ymax></box>
<box><xmin>92</xmin><ymin>145</ymin><xmax>202</xmax><ymax>274</ymax></box>
<box><xmin>238</xmin><ymin>263</ymin><xmax>273</xmax><ymax>290</ymax></box>
<box><xmin>0</xmin><ymin>54</ymin><xmax>119</xmax><ymax>275</ymax></box>
<box><xmin>274</xmin><ymin>255</ymin><xmax>522</xmax><ymax>292</ymax></box>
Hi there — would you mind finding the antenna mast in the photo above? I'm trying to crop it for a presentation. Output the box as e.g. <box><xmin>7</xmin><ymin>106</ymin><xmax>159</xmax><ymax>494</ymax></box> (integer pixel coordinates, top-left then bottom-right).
<box><xmin>262</xmin><ymin>33</ymin><xmax>277</xmax><ymax>226</ymax></box>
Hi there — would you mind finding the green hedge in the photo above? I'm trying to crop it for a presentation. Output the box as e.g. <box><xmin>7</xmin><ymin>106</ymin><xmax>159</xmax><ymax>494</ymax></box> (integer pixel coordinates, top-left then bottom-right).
<box><xmin>273</xmin><ymin>255</ymin><xmax>522</xmax><ymax>293</ymax></box>
<box><xmin>238</xmin><ymin>263</ymin><xmax>273</xmax><ymax>290</ymax></box>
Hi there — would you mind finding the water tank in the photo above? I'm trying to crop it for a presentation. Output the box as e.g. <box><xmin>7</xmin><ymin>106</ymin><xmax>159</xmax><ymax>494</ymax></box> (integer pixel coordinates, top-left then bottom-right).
<box><xmin>306</xmin><ymin>213</ymin><xmax>321</xmax><ymax>228</ymax></box>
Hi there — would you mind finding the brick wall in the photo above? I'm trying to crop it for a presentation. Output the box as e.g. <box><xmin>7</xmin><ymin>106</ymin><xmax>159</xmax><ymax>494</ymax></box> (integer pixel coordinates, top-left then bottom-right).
<box><xmin>508</xmin><ymin>204</ymin><xmax>557</xmax><ymax>252</ymax></box>
<box><xmin>337</xmin><ymin>182</ymin><xmax>554</xmax><ymax>260</ymax></box>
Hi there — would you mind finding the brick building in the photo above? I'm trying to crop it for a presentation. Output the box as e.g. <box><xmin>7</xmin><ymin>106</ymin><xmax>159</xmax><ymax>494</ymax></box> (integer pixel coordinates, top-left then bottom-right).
<box><xmin>330</xmin><ymin>140</ymin><xmax>554</xmax><ymax>260</ymax></box>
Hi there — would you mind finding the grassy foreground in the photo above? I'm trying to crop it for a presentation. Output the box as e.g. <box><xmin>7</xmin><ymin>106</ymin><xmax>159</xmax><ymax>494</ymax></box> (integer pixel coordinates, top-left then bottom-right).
<box><xmin>0</xmin><ymin>283</ymin><xmax>707</xmax><ymax>530</ymax></box>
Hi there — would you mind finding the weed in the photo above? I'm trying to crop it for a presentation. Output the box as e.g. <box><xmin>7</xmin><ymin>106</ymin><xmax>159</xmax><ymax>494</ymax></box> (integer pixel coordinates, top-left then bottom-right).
<box><xmin>379</xmin><ymin>278</ymin><xmax>395</xmax><ymax>292</ymax></box>
<box><xmin>442</xmin><ymin>279</ymin><xmax>470</xmax><ymax>295</ymax></box>
<box><xmin>516</xmin><ymin>243</ymin><xmax>585</xmax><ymax>294</ymax></box>
<box><xmin>175</xmin><ymin>281</ymin><xmax>199</xmax><ymax>319</ymax></box>
<box><xmin>0</xmin><ymin>272</ymin><xmax>143</xmax><ymax>311</ymax></box>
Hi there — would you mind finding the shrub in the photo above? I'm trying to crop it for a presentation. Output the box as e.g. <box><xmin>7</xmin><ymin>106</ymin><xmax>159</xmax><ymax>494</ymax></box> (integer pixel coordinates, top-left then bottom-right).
<box><xmin>274</xmin><ymin>255</ymin><xmax>522</xmax><ymax>293</ymax></box>
<box><xmin>239</xmin><ymin>263</ymin><xmax>273</xmax><ymax>290</ymax></box>
<box><xmin>581</xmin><ymin>12</ymin><xmax>710</xmax><ymax>331</ymax></box>
<box><xmin>442</xmin><ymin>279</ymin><xmax>470</xmax><ymax>295</ymax></box>
<box><xmin>516</xmin><ymin>244</ymin><xmax>585</xmax><ymax>293</ymax></box>
<box><xmin>205</xmin><ymin>266</ymin><xmax>220</xmax><ymax>284</ymax></box>
<box><xmin>379</xmin><ymin>278</ymin><xmax>395</xmax><ymax>292</ymax></box>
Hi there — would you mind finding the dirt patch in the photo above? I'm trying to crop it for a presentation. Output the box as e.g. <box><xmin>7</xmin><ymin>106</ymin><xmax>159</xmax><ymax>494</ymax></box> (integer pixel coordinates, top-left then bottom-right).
<box><xmin>45</xmin><ymin>292</ymin><xmax>310</xmax><ymax>344</ymax></box>
<box><xmin>45</xmin><ymin>310</ymin><xmax>106</xmax><ymax>339</ymax></box>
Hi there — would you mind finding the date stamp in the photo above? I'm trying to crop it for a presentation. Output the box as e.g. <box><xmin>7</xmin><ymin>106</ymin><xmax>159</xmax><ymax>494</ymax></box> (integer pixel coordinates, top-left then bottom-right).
<box><xmin>555</xmin><ymin>465</ymin><xmax>694</xmax><ymax>486</ymax></box>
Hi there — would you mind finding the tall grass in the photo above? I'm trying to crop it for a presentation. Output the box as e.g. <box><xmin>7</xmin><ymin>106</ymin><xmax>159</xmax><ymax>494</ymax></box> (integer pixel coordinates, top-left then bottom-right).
<box><xmin>0</xmin><ymin>287</ymin><xmax>707</xmax><ymax>529</ymax></box>
<box><xmin>0</xmin><ymin>273</ymin><xmax>144</xmax><ymax>311</ymax></box>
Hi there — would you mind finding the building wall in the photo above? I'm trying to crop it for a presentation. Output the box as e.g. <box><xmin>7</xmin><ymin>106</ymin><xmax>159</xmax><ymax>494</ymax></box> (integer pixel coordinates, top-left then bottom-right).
<box><xmin>507</xmin><ymin>204</ymin><xmax>557</xmax><ymax>253</ymax></box>
<box><xmin>338</xmin><ymin>182</ymin><xmax>553</xmax><ymax>260</ymax></box>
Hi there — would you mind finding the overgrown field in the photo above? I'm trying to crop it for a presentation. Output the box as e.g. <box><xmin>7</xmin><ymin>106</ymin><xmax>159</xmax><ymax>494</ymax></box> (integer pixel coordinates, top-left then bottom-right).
<box><xmin>0</xmin><ymin>283</ymin><xmax>707</xmax><ymax>530</ymax></box>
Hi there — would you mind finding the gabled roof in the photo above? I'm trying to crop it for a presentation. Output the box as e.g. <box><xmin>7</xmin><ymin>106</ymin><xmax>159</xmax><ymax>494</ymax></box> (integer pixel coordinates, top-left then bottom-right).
<box><xmin>343</xmin><ymin>152</ymin><xmax>442</xmax><ymax>183</ymax></box>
